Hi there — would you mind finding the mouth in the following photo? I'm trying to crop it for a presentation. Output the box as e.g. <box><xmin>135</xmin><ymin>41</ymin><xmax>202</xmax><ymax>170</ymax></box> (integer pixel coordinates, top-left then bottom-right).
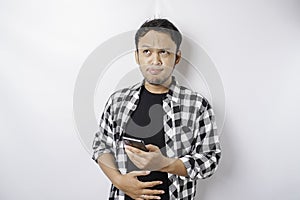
<box><xmin>147</xmin><ymin>68</ymin><xmax>163</xmax><ymax>75</ymax></box>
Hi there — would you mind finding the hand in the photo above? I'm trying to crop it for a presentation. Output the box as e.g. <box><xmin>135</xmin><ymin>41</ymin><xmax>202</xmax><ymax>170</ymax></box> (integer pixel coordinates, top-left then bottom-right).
<box><xmin>125</xmin><ymin>144</ymin><xmax>173</xmax><ymax>171</ymax></box>
<box><xmin>115</xmin><ymin>170</ymin><xmax>164</xmax><ymax>200</ymax></box>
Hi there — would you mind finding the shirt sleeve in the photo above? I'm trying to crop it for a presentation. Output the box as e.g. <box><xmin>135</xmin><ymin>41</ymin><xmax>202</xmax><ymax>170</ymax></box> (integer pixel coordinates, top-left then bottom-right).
<box><xmin>179</xmin><ymin>100</ymin><xmax>221</xmax><ymax>180</ymax></box>
<box><xmin>92</xmin><ymin>96</ymin><xmax>115</xmax><ymax>163</ymax></box>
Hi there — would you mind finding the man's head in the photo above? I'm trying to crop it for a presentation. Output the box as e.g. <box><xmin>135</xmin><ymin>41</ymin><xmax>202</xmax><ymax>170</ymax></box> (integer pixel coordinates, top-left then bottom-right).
<box><xmin>135</xmin><ymin>19</ymin><xmax>182</xmax><ymax>53</ymax></box>
<box><xmin>134</xmin><ymin>19</ymin><xmax>182</xmax><ymax>86</ymax></box>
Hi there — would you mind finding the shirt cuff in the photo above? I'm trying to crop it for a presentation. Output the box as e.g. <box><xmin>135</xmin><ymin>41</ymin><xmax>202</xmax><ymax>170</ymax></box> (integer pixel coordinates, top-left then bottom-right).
<box><xmin>92</xmin><ymin>149</ymin><xmax>112</xmax><ymax>163</ymax></box>
<box><xmin>179</xmin><ymin>156</ymin><xmax>196</xmax><ymax>181</ymax></box>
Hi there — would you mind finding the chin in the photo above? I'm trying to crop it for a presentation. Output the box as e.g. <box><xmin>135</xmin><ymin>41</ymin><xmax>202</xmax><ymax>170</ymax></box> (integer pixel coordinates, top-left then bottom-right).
<box><xmin>147</xmin><ymin>77</ymin><xmax>169</xmax><ymax>86</ymax></box>
<box><xmin>149</xmin><ymin>82</ymin><xmax>162</xmax><ymax>86</ymax></box>
<box><xmin>147</xmin><ymin>79</ymin><xmax>162</xmax><ymax>85</ymax></box>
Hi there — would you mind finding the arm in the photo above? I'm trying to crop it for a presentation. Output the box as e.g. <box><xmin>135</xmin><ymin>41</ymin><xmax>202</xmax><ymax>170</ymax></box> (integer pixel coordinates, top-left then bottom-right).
<box><xmin>179</xmin><ymin>102</ymin><xmax>221</xmax><ymax>180</ymax></box>
<box><xmin>160</xmin><ymin>157</ymin><xmax>187</xmax><ymax>177</ymax></box>
<box><xmin>92</xmin><ymin>97</ymin><xmax>164</xmax><ymax>199</ymax></box>
<box><xmin>96</xmin><ymin>153</ymin><xmax>120</xmax><ymax>186</ymax></box>
<box><xmin>97</xmin><ymin>153</ymin><xmax>164</xmax><ymax>200</ymax></box>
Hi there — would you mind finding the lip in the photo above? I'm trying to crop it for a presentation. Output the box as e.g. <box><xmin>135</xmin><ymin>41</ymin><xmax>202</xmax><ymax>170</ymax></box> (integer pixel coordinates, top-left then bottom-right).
<box><xmin>147</xmin><ymin>68</ymin><xmax>163</xmax><ymax>75</ymax></box>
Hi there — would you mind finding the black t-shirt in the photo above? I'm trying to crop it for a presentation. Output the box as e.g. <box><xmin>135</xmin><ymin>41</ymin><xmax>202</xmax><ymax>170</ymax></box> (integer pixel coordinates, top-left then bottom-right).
<box><xmin>124</xmin><ymin>85</ymin><xmax>170</xmax><ymax>200</ymax></box>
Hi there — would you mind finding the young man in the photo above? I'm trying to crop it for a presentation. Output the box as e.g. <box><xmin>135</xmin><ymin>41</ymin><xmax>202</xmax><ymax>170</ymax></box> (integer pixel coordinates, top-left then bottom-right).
<box><xmin>92</xmin><ymin>19</ymin><xmax>221</xmax><ymax>200</ymax></box>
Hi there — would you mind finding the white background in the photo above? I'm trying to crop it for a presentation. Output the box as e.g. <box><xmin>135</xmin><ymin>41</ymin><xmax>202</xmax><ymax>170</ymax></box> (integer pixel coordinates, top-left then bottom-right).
<box><xmin>1</xmin><ymin>0</ymin><xmax>300</xmax><ymax>199</ymax></box>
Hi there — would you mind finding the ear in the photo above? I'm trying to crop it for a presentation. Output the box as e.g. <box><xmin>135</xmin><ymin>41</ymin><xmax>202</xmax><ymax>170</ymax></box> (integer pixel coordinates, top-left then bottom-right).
<box><xmin>175</xmin><ymin>50</ymin><xmax>181</xmax><ymax>65</ymax></box>
<box><xmin>135</xmin><ymin>50</ymin><xmax>139</xmax><ymax>65</ymax></box>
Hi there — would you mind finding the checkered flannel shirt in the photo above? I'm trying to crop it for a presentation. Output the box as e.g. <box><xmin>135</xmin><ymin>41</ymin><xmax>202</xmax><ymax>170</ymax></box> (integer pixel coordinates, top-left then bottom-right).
<box><xmin>92</xmin><ymin>76</ymin><xmax>221</xmax><ymax>200</ymax></box>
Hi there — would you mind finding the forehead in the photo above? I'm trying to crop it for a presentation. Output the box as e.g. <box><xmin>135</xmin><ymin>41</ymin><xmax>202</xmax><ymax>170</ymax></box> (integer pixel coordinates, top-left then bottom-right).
<box><xmin>138</xmin><ymin>30</ymin><xmax>176</xmax><ymax>51</ymax></box>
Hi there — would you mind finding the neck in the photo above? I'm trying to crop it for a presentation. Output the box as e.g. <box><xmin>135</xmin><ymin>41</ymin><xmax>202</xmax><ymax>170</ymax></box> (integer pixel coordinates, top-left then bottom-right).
<box><xmin>144</xmin><ymin>77</ymin><xmax>172</xmax><ymax>94</ymax></box>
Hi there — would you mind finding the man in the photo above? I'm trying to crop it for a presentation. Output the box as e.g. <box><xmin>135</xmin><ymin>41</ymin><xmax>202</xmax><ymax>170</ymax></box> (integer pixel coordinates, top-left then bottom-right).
<box><xmin>92</xmin><ymin>19</ymin><xmax>221</xmax><ymax>200</ymax></box>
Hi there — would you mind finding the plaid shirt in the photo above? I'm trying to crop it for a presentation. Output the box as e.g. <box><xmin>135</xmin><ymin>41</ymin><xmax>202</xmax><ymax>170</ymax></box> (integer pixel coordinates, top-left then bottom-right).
<box><xmin>92</xmin><ymin>76</ymin><xmax>221</xmax><ymax>200</ymax></box>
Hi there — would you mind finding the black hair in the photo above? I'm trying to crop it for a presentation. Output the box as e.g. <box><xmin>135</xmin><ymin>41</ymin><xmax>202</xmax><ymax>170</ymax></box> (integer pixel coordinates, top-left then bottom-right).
<box><xmin>135</xmin><ymin>19</ymin><xmax>182</xmax><ymax>53</ymax></box>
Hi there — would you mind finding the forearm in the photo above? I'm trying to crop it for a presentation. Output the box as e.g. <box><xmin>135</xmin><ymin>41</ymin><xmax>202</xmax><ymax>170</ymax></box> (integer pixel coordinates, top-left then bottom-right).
<box><xmin>160</xmin><ymin>157</ymin><xmax>187</xmax><ymax>177</ymax></box>
<box><xmin>97</xmin><ymin>153</ymin><xmax>123</xmax><ymax>188</ymax></box>
<box><xmin>180</xmin><ymin>150</ymin><xmax>221</xmax><ymax>180</ymax></box>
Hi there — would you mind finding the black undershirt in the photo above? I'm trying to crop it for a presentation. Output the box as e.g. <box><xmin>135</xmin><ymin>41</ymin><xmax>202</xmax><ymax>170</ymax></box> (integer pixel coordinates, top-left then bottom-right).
<box><xmin>124</xmin><ymin>85</ymin><xmax>170</xmax><ymax>200</ymax></box>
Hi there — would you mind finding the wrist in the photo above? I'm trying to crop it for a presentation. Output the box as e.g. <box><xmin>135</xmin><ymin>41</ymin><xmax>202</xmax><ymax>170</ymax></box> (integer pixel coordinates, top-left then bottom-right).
<box><xmin>111</xmin><ymin>173</ymin><xmax>124</xmax><ymax>189</ymax></box>
<box><xmin>160</xmin><ymin>157</ymin><xmax>176</xmax><ymax>173</ymax></box>
<box><xmin>160</xmin><ymin>158</ymin><xmax>188</xmax><ymax>177</ymax></box>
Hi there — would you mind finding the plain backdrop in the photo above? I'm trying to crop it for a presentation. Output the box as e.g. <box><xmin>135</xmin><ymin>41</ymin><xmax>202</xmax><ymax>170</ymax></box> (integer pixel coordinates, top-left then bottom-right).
<box><xmin>1</xmin><ymin>0</ymin><xmax>300</xmax><ymax>200</ymax></box>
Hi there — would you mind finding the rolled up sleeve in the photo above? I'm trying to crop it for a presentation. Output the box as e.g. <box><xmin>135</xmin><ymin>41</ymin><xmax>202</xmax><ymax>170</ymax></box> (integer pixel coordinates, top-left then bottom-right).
<box><xmin>92</xmin><ymin>97</ymin><xmax>115</xmax><ymax>163</ymax></box>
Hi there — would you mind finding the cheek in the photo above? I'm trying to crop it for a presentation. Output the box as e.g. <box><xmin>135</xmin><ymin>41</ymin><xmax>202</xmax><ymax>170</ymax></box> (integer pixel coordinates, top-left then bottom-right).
<box><xmin>138</xmin><ymin>53</ymin><xmax>149</xmax><ymax>61</ymax></box>
<box><xmin>163</xmin><ymin>56</ymin><xmax>176</xmax><ymax>64</ymax></box>
<box><xmin>163</xmin><ymin>62</ymin><xmax>175</xmax><ymax>70</ymax></box>
<box><xmin>164</xmin><ymin>66</ymin><xmax>174</xmax><ymax>73</ymax></box>
<box><xmin>139</xmin><ymin>65</ymin><xmax>147</xmax><ymax>73</ymax></box>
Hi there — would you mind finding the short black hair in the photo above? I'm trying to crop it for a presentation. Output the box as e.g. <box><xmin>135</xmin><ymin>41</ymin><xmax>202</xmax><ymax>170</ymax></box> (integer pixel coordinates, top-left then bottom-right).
<box><xmin>135</xmin><ymin>19</ymin><xmax>182</xmax><ymax>53</ymax></box>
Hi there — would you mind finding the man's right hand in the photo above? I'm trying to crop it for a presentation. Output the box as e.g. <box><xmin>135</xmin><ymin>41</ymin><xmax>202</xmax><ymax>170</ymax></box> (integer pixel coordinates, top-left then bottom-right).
<box><xmin>114</xmin><ymin>170</ymin><xmax>165</xmax><ymax>200</ymax></box>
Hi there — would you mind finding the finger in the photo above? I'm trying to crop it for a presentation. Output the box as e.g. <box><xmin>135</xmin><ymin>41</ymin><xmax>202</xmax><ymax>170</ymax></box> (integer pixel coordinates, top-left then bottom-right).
<box><xmin>128</xmin><ymin>170</ymin><xmax>151</xmax><ymax>177</ymax></box>
<box><xmin>126</xmin><ymin>149</ymin><xmax>142</xmax><ymax>159</ymax></box>
<box><xmin>125</xmin><ymin>149</ymin><xmax>135</xmax><ymax>161</ymax></box>
<box><xmin>142</xmin><ymin>180</ymin><xmax>163</xmax><ymax>188</ymax></box>
<box><xmin>126</xmin><ymin>150</ymin><xmax>145</xmax><ymax>166</ymax></box>
<box><xmin>145</xmin><ymin>144</ymin><xmax>159</xmax><ymax>152</ymax></box>
<box><xmin>142</xmin><ymin>189</ymin><xmax>165</xmax><ymax>195</ymax></box>
<box><xmin>141</xmin><ymin>188</ymin><xmax>165</xmax><ymax>196</ymax></box>
<box><xmin>139</xmin><ymin>194</ymin><xmax>162</xmax><ymax>199</ymax></box>
<box><xmin>125</xmin><ymin>147</ymin><xmax>133</xmax><ymax>156</ymax></box>
<box><xmin>125</xmin><ymin>145</ymin><xmax>143</xmax><ymax>154</ymax></box>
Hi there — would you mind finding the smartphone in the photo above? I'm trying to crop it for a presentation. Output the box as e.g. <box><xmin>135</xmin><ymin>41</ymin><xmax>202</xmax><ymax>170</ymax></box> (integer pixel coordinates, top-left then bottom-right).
<box><xmin>122</xmin><ymin>136</ymin><xmax>149</xmax><ymax>152</ymax></box>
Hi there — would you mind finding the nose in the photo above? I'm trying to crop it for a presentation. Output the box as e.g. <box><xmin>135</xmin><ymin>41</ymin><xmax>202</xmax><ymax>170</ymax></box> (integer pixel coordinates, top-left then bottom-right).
<box><xmin>151</xmin><ymin>52</ymin><xmax>162</xmax><ymax>65</ymax></box>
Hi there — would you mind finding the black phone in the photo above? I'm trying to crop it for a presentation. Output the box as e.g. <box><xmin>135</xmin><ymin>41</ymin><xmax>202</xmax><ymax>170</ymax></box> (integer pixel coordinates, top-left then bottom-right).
<box><xmin>122</xmin><ymin>136</ymin><xmax>149</xmax><ymax>152</ymax></box>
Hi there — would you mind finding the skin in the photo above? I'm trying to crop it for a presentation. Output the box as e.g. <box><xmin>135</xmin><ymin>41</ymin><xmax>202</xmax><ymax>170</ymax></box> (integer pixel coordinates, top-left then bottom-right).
<box><xmin>98</xmin><ymin>30</ymin><xmax>187</xmax><ymax>200</ymax></box>
<box><xmin>135</xmin><ymin>30</ymin><xmax>181</xmax><ymax>94</ymax></box>
<box><xmin>98</xmin><ymin>154</ymin><xmax>164</xmax><ymax>200</ymax></box>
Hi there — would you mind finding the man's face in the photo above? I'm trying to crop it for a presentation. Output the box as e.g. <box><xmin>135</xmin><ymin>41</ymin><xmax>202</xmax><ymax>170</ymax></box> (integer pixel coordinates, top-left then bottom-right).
<box><xmin>135</xmin><ymin>30</ymin><xmax>181</xmax><ymax>86</ymax></box>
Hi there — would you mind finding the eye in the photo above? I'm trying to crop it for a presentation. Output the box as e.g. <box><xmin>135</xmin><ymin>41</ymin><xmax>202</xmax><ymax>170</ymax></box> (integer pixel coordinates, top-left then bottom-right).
<box><xmin>143</xmin><ymin>49</ymin><xmax>151</xmax><ymax>56</ymax></box>
<box><xmin>160</xmin><ymin>50</ymin><xmax>169</xmax><ymax>55</ymax></box>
